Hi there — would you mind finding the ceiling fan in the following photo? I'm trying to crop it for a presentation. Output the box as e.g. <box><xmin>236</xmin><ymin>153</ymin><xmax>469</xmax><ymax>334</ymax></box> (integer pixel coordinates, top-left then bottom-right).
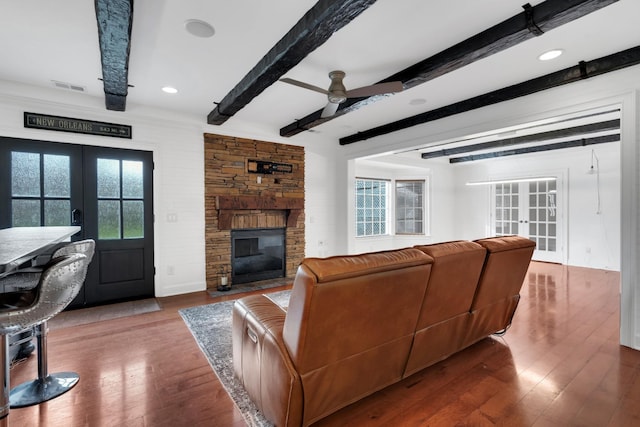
<box><xmin>280</xmin><ymin>70</ymin><xmax>404</xmax><ymax>118</ymax></box>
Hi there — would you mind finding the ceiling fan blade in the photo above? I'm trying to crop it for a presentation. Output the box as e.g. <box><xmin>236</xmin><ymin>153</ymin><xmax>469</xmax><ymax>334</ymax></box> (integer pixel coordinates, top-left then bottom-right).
<box><xmin>321</xmin><ymin>101</ymin><xmax>340</xmax><ymax>118</ymax></box>
<box><xmin>279</xmin><ymin>78</ymin><xmax>328</xmax><ymax>95</ymax></box>
<box><xmin>346</xmin><ymin>81</ymin><xmax>404</xmax><ymax>98</ymax></box>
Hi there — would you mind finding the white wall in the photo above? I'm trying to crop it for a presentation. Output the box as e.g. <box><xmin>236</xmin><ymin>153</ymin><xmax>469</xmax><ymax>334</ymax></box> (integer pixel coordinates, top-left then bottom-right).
<box><xmin>0</xmin><ymin>81</ymin><xmax>343</xmax><ymax>297</ymax></box>
<box><xmin>350</xmin><ymin>139</ymin><xmax>621</xmax><ymax>272</ymax></box>
<box><xmin>350</xmin><ymin>158</ymin><xmax>456</xmax><ymax>254</ymax></box>
<box><xmin>447</xmin><ymin>143</ymin><xmax>621</xmax><ymax>270</ymax></box>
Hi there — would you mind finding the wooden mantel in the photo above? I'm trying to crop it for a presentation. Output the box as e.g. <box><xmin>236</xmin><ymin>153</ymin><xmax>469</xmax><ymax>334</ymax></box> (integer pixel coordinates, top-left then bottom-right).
<box><xmin>216</xmin><ymin>195</ymin><xmax>304</xmax><ymax>229</ymax></box>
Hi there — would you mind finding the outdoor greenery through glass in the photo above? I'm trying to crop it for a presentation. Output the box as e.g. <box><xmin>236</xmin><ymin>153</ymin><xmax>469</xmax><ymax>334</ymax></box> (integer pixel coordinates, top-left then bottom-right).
<box><xmin>97</xmin><ymin>158</ymin><xmax>144</xmax><ymax>240</ymax></box>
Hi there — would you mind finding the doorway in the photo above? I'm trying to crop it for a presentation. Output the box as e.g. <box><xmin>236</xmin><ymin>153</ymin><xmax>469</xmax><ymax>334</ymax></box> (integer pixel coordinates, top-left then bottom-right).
<box><xmin>0</xmin><ymin>137</ymin><xmax>154</xmax><ymax>307</ymax></box>
<box><xmin>492</xmin><ymin>177</ymin><xmax>563</xmax><ymax>263</ymax></box>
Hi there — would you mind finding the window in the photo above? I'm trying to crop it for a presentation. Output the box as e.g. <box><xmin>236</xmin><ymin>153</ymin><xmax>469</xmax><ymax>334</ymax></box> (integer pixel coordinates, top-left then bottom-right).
<box><xmin>396</xmin><ymin>180</ymin><xmax>424</xmax><ymax>234</ymax></box>
<box><xmin>11</xmin><ymin>151</ymin><xmax>71</xmax><ymax>227</ymax></box>
<box><xmin>97</xmin><ymin>158</ymin><xmax>144</xmax><ymax>239</ymax></box>
<box><xmin>355</xmin><ymin>178</ymin><xmax>388</xmax><ymax>237</ymax></box>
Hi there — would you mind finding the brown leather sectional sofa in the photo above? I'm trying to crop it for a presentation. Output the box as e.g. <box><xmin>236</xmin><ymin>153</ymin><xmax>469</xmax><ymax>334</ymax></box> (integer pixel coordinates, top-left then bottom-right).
<box><xmin>232</xmin><ymin>236</ymin><xmax>535</xmax><ymax>426</ymax></box>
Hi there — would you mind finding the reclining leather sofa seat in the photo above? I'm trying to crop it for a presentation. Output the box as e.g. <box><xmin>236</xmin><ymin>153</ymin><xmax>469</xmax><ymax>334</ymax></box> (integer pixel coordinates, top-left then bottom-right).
<box><xmin>406</xmin><ymin>240</ymin><xmax>487</xmax><ymax>376</ymax></box>
<box><xmin>231</xmin><ymin>236</ymin><xmax>535</xmax><ymax>426</ymax></box>
<box><xmin>233</xmin><ymin>248</ymin><xmax>434</xmax><ymax>426</ymax></box>
<box><xmin>465</xmin><ymin>236</ymin><xmax>536</xmax><ymax>347</ymax></box>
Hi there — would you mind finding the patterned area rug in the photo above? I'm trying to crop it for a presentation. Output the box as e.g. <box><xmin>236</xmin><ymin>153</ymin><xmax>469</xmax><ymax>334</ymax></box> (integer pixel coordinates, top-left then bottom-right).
<box><xmin>179</xmin><ymin>290</ymin><xmax>291</xmax><ymax>427</ymax></box>
<box><xmin>49</xmin><ymin>298</ymin><xmax>161</xmax><ymax>330</ymax></box>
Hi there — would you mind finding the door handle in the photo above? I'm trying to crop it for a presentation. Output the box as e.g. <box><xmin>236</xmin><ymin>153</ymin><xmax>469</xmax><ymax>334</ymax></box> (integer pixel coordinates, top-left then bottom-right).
<box><xmin>72</xmin><ymin>209</ymin><xmax>83</xmax><ymax>226</ymax></box>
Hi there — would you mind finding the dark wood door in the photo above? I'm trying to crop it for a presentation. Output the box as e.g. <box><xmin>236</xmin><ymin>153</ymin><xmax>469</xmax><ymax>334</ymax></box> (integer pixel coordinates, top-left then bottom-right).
<box><xmin>0</xmin><ymin>137</ymin><xmax>154</xmax><ymax>306</ymax></box>
<box><xmin>82</xmin><ymin>146</ymin><xmax>154</xmax><ymax>304</ymax></box>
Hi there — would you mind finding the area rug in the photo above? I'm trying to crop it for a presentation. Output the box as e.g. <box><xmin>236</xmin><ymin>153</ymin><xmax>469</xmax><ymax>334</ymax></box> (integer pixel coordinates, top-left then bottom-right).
<box><xmin>179</xmin><ymin>290</ymin><xmax>291</xmax><ymax>427</ymax></box>
<box><xmin>49</xmin><ymin>298</ymin><xmax>161</xmax><ymax>330</ymax></box>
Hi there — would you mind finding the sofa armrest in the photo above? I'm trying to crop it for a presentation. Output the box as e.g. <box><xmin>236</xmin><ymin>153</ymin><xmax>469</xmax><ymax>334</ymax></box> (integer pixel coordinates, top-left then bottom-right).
<box><xmin>232</xmin><ymin>294</ymin><xmax>303</xmax><ymax>427</ymax></box>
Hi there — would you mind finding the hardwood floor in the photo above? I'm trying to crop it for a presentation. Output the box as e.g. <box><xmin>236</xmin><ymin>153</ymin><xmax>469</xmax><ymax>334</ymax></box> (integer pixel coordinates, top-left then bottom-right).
<box><xmin>7</xmin><ymin>262</ymin><xmax>640</xmax><ymax>426</ymax></box>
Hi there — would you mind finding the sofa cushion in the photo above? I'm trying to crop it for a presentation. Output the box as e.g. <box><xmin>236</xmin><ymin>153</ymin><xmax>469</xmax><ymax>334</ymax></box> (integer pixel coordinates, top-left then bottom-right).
<box><xmin>472</xmin><ymin>236</ymin><xmax>536</xmax><ymax>310</ymax></box>
<box><xmin>413</xmin><ymin>240</ymin><xmax>487</xmax><ymax>327</ymax></box>
<box><xmin>405</xmin><ymin>241</ymin><xmax>487</xmax><ymax>376</ymax></box>
<box><xmin>282</xmin><ymin>248</ymin><xmax>433</xmax><ymax>424</ymax></box>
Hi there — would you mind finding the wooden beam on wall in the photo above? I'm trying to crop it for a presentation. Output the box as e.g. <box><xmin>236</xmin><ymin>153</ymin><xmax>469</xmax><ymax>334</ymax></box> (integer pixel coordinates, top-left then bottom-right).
<box><xmin>95</xmin><ymin>0</ymin><xmax>134</xmax><ymax>112</ymax></box>
<box><xmin>421</xmin><ymin>119</ymin><xmax>620</xmax><ymax>159</ymax></box>
<box><xmin>340</xmin><ymin>45</ymin><xmax>640</xmax><ymax>145</ymax></box>
<box><xmin>280</xmin><ymin>0</ymin><xmax>619</xmax><ymax>137</ymax></box>
<box><xmin>207</xmin><ymin>0</ymin><xmax>378</xmax><ymax>125</ymax></box>
<box><xmin>449</xmin><ymin>134</ymin><xmax>620</xmax><ymax>163</ymax></box>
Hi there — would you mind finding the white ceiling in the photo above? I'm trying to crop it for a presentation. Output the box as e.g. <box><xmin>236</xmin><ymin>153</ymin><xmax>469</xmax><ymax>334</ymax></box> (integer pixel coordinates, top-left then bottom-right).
<box><xmin>1</xmin><ymin>0</ymin><xmax>638</xmax><ymax>145</ymax></box>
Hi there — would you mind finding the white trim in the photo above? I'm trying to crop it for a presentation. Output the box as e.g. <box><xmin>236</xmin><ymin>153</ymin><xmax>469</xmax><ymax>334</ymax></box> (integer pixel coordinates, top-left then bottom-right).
<box><xmin>619</xmin><ymin>89</ymin><xmax>639</xmax><ymax>349</ymax></box>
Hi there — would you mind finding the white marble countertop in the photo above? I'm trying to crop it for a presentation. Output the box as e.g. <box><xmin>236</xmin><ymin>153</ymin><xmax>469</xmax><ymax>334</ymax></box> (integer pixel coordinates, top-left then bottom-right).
<box><xmin>0</xmin><ymin>226</ymin><xmax>81</xmax><ymax>276</ymax></box>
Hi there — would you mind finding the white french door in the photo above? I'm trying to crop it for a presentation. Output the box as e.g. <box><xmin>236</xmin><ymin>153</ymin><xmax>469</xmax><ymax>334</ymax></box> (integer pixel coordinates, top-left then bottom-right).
<box><xmin>492</xmin><ymin>177</ymin><xmax>563</xmax><ymax>263</ymax></box>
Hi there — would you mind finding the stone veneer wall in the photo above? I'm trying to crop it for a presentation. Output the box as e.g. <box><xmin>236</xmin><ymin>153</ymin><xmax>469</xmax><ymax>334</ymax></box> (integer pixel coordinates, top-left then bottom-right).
<box><xmin>204</xmin><ymin>133</ymin><xmax>305</xmax><ymax>290</ymax></box>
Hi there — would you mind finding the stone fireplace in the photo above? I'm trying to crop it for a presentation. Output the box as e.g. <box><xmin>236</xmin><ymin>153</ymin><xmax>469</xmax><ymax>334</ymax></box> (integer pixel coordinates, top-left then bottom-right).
<box><xmin>204</xmin><ymin>134</ymin><xmax>305</xmax><ymax>290</ymax></box>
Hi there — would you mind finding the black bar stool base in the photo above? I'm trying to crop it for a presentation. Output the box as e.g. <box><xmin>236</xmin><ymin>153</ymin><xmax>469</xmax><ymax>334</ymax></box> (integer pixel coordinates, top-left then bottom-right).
<box><xmin>9</xmin><ymin>372</ymin><xmax>79</xmax><ymax>408</ymax></box>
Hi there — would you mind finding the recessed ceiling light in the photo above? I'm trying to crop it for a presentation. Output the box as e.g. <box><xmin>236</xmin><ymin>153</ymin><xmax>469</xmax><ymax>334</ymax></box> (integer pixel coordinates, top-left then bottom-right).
<box><xmin>184</xmin><ymin>19</ymin><xmax>215</xmax><ymax>38</ymax></box>
<box><xmin>162</xmin><ymin>86</ymin><xmax>178</xmax><ymax>94</ymax></box>
<box><xmin>538</xmin><ymin>49</ymin><xmax>564</xmax><ymax>61</ymax></box>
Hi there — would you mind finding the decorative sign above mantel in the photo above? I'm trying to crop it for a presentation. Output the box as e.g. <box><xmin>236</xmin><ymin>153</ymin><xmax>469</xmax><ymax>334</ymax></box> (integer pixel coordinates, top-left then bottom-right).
<box><xmin>247</xmin><ymin>159</ymin><xmax>293</xmax><ymax>174</ymax></box>
<box><xmin>24</xmin><ymin>112</ymin><xmax>132</xmax><ymax>139</ymax></box>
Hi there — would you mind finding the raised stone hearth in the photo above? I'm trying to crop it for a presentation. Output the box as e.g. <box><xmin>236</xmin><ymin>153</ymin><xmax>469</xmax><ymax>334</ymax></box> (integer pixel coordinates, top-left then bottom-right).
<box><xmin>204</xmin><ymin>134</ymin><xmax>305</xmax><ymax>290</ymax></box>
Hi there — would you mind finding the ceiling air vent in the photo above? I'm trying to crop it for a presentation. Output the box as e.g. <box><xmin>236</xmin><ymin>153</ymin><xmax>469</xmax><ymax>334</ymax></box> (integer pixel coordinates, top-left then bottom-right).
<box><xmin>51</xmin><ymin>80</ymin><xmax>86</xmax><ymax>93</ymax></box>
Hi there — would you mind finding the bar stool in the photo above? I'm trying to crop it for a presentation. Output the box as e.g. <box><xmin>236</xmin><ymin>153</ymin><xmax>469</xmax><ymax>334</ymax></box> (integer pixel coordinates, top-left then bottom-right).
<box><xmin>9</xmin><ymin>239</ymin><xmax>95</xmax><ymax>408</ymax></box>
<box><xmin>0</xmin><ymin>253</ymin><xmax>89</xmax><ymax>423</ymax></box>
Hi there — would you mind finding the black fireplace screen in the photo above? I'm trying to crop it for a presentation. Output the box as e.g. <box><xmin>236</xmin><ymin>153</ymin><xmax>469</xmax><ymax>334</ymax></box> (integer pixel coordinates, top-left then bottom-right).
<box><xmin>231</xmin><ymin>228</ymin><xmax>285</xmax><ymax>284</ymax></box>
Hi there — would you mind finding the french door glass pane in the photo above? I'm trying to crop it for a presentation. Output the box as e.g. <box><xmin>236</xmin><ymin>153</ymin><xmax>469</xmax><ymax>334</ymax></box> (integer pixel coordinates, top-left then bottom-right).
<box><xmin>11</xmin><ymin>152</ymin><xmax>40</xmax><ymax>197</ymax></box>
<box><xmin>44</xmin><ymin>200</ymin><xmax>70</xmax><ymax>226</ymax></box>
<box><xmin>12</xmin><ymin>200</ymin><xmax>40</xmax><ymax>226</ymax></box>
<box><xmin>525</xmin><ymin>179</ymin><xmax>557</xmax><ymax>252</ymax></box>
<box><xmin>495</xmin><ymin>183</ymin><xmax>519</xmax><ymax>237</ymax></box>
<box><xmin>123</xmin><ymin>201</ymin><xmax>144</xmax><ymax>239</ymax></box>
<box><xmin>97</xmin><ymin>158</ymin><xmax>145</xmax><ymax>240</ymax></box>
<box><xmin>97</xmin><ymin>158</ymin><xmax>120</xmax><ymax>198</ymax></box>
<box><xmin>98</xmin><ymin>200</ymin><xmax>121</xmax><ymax>240</ymax></box>
<box><xmin>122</xmin><ymin>160</ymin><xmax>143</xmax><ymax>198</ymax></box>
<box><xmin>43</xmin><ymin>154</ymin><xmax>70</xmax><ymax>197</ymax></box>
<box><xmin>11</xmin><ymin>151</ymin><xmax>72</xmax><ymax>227</ymax></box>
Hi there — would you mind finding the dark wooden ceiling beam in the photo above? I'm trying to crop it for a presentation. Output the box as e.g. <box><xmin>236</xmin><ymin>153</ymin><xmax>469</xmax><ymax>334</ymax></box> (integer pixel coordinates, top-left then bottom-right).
<box><xmin>207</xmin><ymin>0</ymin><xmax>378</xmax><ymax>125</ymax></box>
<box><xmin>421</xmin><ymin>119</ymin><xmax>620</xmax><ymax>159</ymax></box>
<box><xmin>95</xmin><ymin>0</ymin><xmax>134</xmax><ymax>112</ymax></box>
<box><xmin>340</xmin><ymin>45</ymin><xmax>640</xmax><ymax>145</ymax></box>
<box><xmin>449</xmin><ymin>134</ymin><xmax>620</xmax><ymax>163</ymax></box>
<box><xmin>280</xmin><ymin>0</ymin><xmax>619</xmax><ymax>137</ymax></box>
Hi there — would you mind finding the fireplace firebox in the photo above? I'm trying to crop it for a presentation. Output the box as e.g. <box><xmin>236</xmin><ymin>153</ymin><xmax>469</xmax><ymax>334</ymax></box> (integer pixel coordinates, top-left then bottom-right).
<box><xmin>231</xmin><ymin>228</ymin><xmax>286</xmax><ymax>284</ymax></box>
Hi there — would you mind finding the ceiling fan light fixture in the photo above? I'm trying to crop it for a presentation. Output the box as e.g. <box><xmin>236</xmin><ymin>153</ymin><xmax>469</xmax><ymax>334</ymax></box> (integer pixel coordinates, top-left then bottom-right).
<box><xmin>280</xmin><ymin>70</ymin><xmax>403</xmax><ymax>118</ymax></box>
<box><xmin>538</xmin><ymin>49</ymin><xmax>564</xmax><ymax>61</ymax></box>
<box><xmin>184</xmin><ymin>19</ymin><xmax>215</xmax><ymax>38</ymax></box>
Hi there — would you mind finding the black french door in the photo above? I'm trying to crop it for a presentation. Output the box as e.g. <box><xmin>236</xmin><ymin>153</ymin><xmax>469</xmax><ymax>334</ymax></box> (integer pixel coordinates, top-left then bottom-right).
<box><xmin>0</xmin><ymin>136</ymin><xmax>154</xmax><ymax>307</ymax></box>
